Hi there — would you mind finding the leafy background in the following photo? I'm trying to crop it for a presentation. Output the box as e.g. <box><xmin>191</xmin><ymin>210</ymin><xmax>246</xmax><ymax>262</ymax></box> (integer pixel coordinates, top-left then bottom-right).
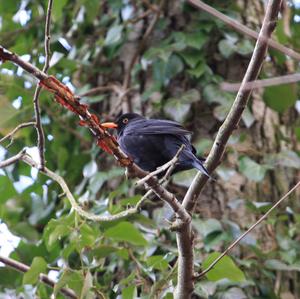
<box><xmin>0</xmin><ymin>0</ymin><xmax>300</xmax><ymax>298</ymax></box>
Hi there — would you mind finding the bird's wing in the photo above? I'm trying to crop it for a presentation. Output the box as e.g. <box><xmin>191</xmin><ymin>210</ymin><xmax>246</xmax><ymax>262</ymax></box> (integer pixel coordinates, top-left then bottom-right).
<box><xmin>124</xmin><ymin>119</ymin><xmax>192</xmax><ymax>136</ymax></box>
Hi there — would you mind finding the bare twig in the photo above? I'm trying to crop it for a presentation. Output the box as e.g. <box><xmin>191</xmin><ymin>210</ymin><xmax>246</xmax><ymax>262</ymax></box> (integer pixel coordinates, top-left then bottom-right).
<box><xmin>78</xmin><ymin>84</ymin><xmax>123</xmax><ymax>98</ymax></box>
<box><xmin>221</xmin><ymin>73</ymin><xmax>300</xmax><ymax>92</ymax></box>
<box><xmin>33</xmin><ymin>0</ymin><xmax>53</xmax><ymax>170</ymax></box>
<box><xmin>21</xmin><ymin>154</ymin><xmax>147</xmax><ymax>222</ymax></box>
<box><xmin>0</xmin><ymin>149</ymin><xmax>26</xmax><ymax>168</ymax></box>
<box><xmin>0</xmin><ymin>255</ymin><xmax>77</xmax><ymax>299</ymax></box>
<box><xmin>0</xmin><ymin>122</ymin><xmax>35</xmax><ymax>146</ymax></box>
<box><xmin>187</xmin><ymin>0</ymin><xmax>300</xmax><ymax>61</ymax></box>
<box><xmin>196</xmin><ymin>180</ymin><xmax>300</xmax><ymax>278</ymax></box>
<box><xmin>136</xmin><ymin>145</ymin><xmax>185</xmax><ymax>187</ymax></box>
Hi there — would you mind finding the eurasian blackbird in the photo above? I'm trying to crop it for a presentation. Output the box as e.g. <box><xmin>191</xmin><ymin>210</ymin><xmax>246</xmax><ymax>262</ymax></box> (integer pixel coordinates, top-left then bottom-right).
<box><xmin>102</xmin><ymin>113</ymin><xmax>211</xmax><ymax>178</ymax></box>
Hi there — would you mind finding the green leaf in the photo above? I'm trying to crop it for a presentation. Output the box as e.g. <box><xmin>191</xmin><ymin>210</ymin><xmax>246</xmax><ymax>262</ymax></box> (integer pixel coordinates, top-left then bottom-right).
<box><xmin>165</xmin><ymin>54</ymin><xmax>184</xmax><ymax>78</ymax></box>
<box><xmin>203</xmin><ymin>84</ymin><xmax>233</xmax><ymax>105</ymax></box>
<box><xmin>122</xmin><ymin>285</ymin><xmax>137</xmax><ymax>299</ymax></box>
<box><xmin>90</xmin><ymin>245</ymin><xmax>119</xmax><ymax>259</ymax></box>
<box><xmin>267</xmin><ymin>150</ymin><xmax>300</xmax><ymax>169</ymax></box>
<box><xmin>220</xmin><ymin>287</ymin><xmax>248</xmax><ymax>299</ymax></box>
<box><xmin>0</xmin><ymin>95</ymin><xmax>26</xmax><ymax>129</ymax></box>
<box><xmin>23</xmin><ymin>257</ymin><xmax>47</xmax><ymax>285</ymax></box>
<box><xmin>241</xmin><ymin>107</ymin><xmax>255</xmax><ymax>128</ymax></box>
<box><xmin>239</xmin><ymin>156</ymin><xmax>269</xmax><ymax>182</ymax></box>
<box><xmin>218</xmin><ymin>39</ymin><xmax>235</xmax><ymax>58</ymax></box>
<box><xmin>263</xmin><ymin>84</ymin><xmax>297</xmax><ymax>113</ymax></box>
<box><xmin>180</xmin><ymin>49</ymin><xmax>202</xmax><ymax>68</ymax></box>
<box><xmin>187</xmin><ymin>61</ymin><xmax>210</xmax><ymax>78</ymax></box>
<box><xmin>52</xmin><ymin>0</ymin><xmax>68</xmax><ymax>21</ymax></box>
<box><xmin>172</xmin><ymin>169</ymin><xmax>197</xmax><ymax>187</ymax></box>
<box><xmin>193</xmin><ymin>218</ymin><xmax>223</xmax><ymax>238</ymax></box>
<box><xmin>203</xmin><ymin>252</ymin><xmax>246</xmax><ymax>282</ymax></box>
<box><xmin>43</xmin><ymin>214</ymin><xmax>74</xmax><ymax>251</ymax></box>
<box><xmin>78</xmin><ymin>223</ymin><xmax>97</xmax><ymax>249</ymax></box>
<box><xmin>236</xmin><ymin>39</ymin><xmax>254</xmax><ymax>56</ymax></box>
<box><xmin>104</xmin><ymin>25</ymin><xmax>123</xmax><ymax>46</ymax></box>
<box><xmin>104</xmin><ymin>221</ymin><xmax>147</xmax><ymax>246</ymax></box>
<box><xmin>0</xmin><ymin>175</ymin><xmax>17</xmax><ymax>203</ymax></box>
<box><xmin>146</xmin><ymin>255</ymin><xmax>169</xmax><ymax>271</ymax></box>
<box><xmin>54</xmin><ymin>269</ymin><xmax>73</xmax><ymax>296</ymax></box>
<box><xmin>164</xmin><ymin>89</ymin><xmax>200</xmax><ymax>122</ymax></box>
<box><xmin>184</xmin><ymin>32</ymin><xmax>207</xmax><ymax>50</ymax></box>
<box><xmin>163</xmin><ymin>99</ymin><xmax>191</xmax><ymax>123</ymax></box>
<box><xmin>56</xmin><ymin>270</ymin><xmax>84</xmax><ymax>297</ymax></box>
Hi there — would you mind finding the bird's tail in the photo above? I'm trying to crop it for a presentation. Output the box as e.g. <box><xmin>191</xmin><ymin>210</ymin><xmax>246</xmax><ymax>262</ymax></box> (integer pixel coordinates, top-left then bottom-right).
<box><xmin>192</xmin><ymin>158</ymin><xmax>214</xmax><ymax>180</ymax></box>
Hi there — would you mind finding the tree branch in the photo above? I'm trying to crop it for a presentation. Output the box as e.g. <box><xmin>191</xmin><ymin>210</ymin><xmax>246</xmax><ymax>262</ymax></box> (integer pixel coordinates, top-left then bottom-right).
<box><xmin>196</xmin><ymin>180</ymin><xmax>300</xmax><ymax>278</ymax></box>
<box><xmin>176</xmin><ymin>1</ymin><xmax>282</xmax><ymax>298</ymax></box>
<box><xmin>21</xmin><ymin>154</ymin><xmax>147</xmax><ymax>222</ymax></box>
<box><xmin>0</xmin><ymin>122</ymin><xmax>35</xmax><ymax>146</ymax></box>
<box><xmin>0</xmin><ymin>255</ymin><xmax>77</xmax><ymax>299</ymax></box>
<box><xmin>187</xmin><ymin>0</ymin><xmax>300</xmax><ymax>61</ymax></box>
<box><xmin>0</xmin><ymin>149</ymin><xmax>26</xmax><ymax>168</ymax></box>
<box><xmin>182</xmin><ymin>0</ymin><xmax>282</xmax><ymax>214</ymax></box>
<box><xmin>32</xmin><ymin>0</ymin><xmax>54</xmax><ymax>170</ymax></box>
<box><xmin>221</xmin><ymin>72</ymin><xmax>300</xmax><ymax>92</ymax></box>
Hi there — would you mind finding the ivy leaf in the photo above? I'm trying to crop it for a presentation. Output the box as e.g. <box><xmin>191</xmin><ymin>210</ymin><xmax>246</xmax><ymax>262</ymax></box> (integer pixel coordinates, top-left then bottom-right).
<box><xmin>105</xmin><ymin>25</ymin><xmax>123</xmax><ymax>46</ymax></box>
<box><xmin>203</xmin><ymin>252</ymin><xmax>246</xmax><ymax>282</ymax></box>
<box><xmin>263</xmin><ymin>84</ymin><xmax>297</xmax><ymax>112</ymax></box>
<box><xmin>164</xmin><ymin>89</ymin><xmax>200</xmax><ymax>122</ymax></box>
<box><xmin>104</xmin><ymin>221</ymin><xmax>147</xmax><ymax>246</ymax></box>
<box><xmin>0</xmin><ymin>175</ymin><xmax>17</xmax><ymax>203</ymax></box>
<box><xmin>122</xmin><ymin>285</ymin><xmax>137</xmax><ymax>299</ymax></box>
<box><xmin>239</xmin><ymin>156</ymin><xmax>270</xmax><ymax>182</ymax></box>
<box><xmin>146</xmin><ymin>255</ymin><xmax>169</xmax><ymax>271</ymax></box>
<box><xmin>23</xmin><ymin>257</ymin><xmax>47</xmax><ymax>285</ymax></box>
<box><xmin>267</xmin><ymin>149</ymin><xmax>300</xmax><ymax>169</ymax></box>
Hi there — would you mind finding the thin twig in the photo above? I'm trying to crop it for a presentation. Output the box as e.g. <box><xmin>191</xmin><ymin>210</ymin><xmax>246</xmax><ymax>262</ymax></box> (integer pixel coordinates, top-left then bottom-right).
<box><xmin>221</xmin><ymin>73</ymin><xmax>300</xmax><ymax>92</ymax></box>
<box><xmin>78</xmin><ymin>84</ymin><xmax>122</xmax><ymax>98</ymax></box>
<box><xmin>187</xmin><ymin>0</ymin><xmax>300</xmax><ymax>61</ymax></box>
<box><xmin>21</xmin><ymin>154</ymin><xmax>147</xmax><ymax>222</ymax></box>
<box><xmin>0</xmin><ymin>121</ymin><xmax>35</xmax><ymax>146</ymax></box>
<box><xmin>196</xmin><ymin>180</ymin><xmax>300</xmax><ymax>278</ymax></box>
<box><xmin>33</xmin><ymin>0</ymin><xmax>53</xmax><ymax>170</ymax></box>
<box><xmin>0</xmin><ymin>149</ymin><xmax>26</xmax><ymax>168</ymax></box>
<box><xmin>136</xmin><ymin>145</ymin><xmax>185</xmax><ymax>187</ymax></box>
<box><xmin>0</xmin><ymin>255</ymin><xmax>77</xmax><ymax>299</ymax></box>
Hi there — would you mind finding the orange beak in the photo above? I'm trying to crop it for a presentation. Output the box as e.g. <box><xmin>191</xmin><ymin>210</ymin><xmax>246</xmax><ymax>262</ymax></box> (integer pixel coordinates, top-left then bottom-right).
<box><xmin>101</xmin><ymin>122</ymin><xmax>118</xmax><ymax>129</ymax></box>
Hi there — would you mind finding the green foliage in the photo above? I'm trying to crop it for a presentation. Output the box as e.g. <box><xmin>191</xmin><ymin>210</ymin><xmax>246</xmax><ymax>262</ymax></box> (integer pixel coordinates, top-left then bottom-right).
<box><xmin>104</xmin><ymin>221</ymin><xmax>148</xmax><ymax>246</ymax></box>
<box><xmin>263</xmin><ymin>84</ymin><xmax>297</xmax><ymax>112</ymax></box>
<box><xmin>23</xmin><ymin>257</ymin><xmax>47</xmax><ymax>285</ymax></box>
<box><xmin>203</xmin><ymin>252</ymin><xmax>246</xmax><ymax>282</ymax></box>
<box><xmin>0</xmin><ymin>0</ymin><xmax>300</xmax><ymax>298</ymax></box>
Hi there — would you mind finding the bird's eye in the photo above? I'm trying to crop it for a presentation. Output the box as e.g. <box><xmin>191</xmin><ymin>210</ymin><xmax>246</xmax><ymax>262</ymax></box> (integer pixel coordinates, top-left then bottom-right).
<box><xmin>123</xmin><ymin>118</ymin><xmax>129</xmax><ymax>124</ymax></box>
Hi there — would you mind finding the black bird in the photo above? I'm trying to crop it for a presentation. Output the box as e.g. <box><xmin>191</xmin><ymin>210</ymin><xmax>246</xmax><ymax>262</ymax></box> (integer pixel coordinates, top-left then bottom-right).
<box><xmin>102</xmin><ymin>113</ymin><xmax>211</xmax><ymax>178</ymax></box>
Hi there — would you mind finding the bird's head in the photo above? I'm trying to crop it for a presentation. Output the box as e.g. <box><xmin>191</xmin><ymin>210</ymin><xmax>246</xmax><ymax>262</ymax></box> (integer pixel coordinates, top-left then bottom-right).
<box><xmin>101</xmin><ymin>113</ymin><xmax>143</xmax><ymax>134</ymax></box>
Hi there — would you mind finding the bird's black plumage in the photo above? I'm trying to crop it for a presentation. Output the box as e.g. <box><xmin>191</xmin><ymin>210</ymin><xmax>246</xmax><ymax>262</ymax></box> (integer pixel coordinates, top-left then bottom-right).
<box><xmin>113</xmin><ymin>113</ymin><xmax>211</xmax><ymax>178</ymax></box>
